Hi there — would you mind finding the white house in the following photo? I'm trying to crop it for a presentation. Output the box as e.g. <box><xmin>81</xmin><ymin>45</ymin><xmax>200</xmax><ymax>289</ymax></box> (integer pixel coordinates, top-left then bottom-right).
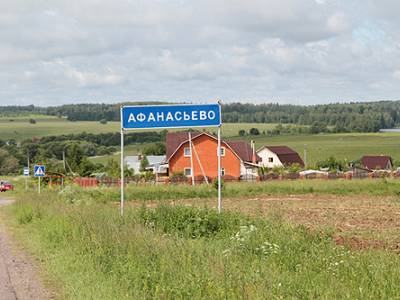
<box><xmin>124</xmin><ymin>155</ymin><xmax>166</xmax><ymax>174</ymax></box>
<box><xmin>257</xmin><ymin>146</ymin><xmax>304</xmax><ymax>168</ymax></box>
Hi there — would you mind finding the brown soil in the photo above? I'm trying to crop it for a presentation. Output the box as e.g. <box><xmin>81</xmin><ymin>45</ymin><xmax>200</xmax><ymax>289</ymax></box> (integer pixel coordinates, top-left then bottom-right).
<box><xmin>140</xmin><ymin>194</ymin><xmax>400</xmax><ymax>251</ymax></box>
<box><xmin>0</xmin><ymin>199</ymin><xmax>52</xmax><ymax>299</ymax></box>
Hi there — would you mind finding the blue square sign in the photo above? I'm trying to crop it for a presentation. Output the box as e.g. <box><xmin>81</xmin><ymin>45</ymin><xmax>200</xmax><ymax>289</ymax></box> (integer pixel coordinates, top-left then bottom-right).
<box><xmin>34</xmin><ymin>165</ymin><xmax>45</xmax><ymax>177</ymax></box>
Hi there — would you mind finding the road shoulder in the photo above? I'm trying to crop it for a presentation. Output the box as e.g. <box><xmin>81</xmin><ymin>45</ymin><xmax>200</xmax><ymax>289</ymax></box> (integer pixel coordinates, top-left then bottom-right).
<box><xmin>0</xmin><ymin>199</ymin><xmax>52</xmax><ymax>300</ymax></box>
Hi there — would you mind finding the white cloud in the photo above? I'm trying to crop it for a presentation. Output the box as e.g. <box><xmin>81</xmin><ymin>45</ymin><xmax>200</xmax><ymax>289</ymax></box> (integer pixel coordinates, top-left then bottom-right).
<box><xmin>1</xmin><ymin>0</ymin><xmax>400</xmax><ymax>105</ymax></box>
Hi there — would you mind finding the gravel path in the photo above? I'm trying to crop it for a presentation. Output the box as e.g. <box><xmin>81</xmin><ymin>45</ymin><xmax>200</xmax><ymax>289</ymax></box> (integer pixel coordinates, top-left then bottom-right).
<box><xmin>0</xmin><ymin>199</ymin><xmax>51</xmax><ymax>299</ymax></box>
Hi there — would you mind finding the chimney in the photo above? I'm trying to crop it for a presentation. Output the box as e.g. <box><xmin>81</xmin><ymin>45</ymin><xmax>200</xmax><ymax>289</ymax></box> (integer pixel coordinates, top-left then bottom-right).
<box><xmin>251</xmin><ymin>140</ymin><xmax>256</xmax><ymax>164</ymax></box>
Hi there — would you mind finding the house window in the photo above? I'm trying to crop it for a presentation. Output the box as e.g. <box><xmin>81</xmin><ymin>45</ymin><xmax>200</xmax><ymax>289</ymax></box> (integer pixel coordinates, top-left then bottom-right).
<box><xmin>217</xmin><ymin>147</ymin><xmax>226</xmax><ymax>156</ymax></box>
<box><xmin>184</xmin><ymin>147</ymin><xmax>191</xmax><ymax>157</ymax></box>
<box><xmin>184</xmin><ymin>168</ymin><xmax>192</xmax><ymax>176</ymax></box>
<box><xmin>221</xmin><ymin>168</ymin><xmax>225</xmax><ymax>176</ymax></box>
<box><xmin>268</xmin><ymin>157</ymin><xmax>274</xmax><ymax>163</ymax></box>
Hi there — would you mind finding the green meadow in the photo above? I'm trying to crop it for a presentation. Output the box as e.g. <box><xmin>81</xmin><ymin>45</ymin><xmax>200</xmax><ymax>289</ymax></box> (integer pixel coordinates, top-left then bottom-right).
<box><xmin>0</xmin><ymin>116</ymin><xmax>275</xmax><ymax>141</ymax></box>
<box><xmin>1</xmin><ymin>115</ymin><xmax>400</xmax><ymax>166</ymax></box>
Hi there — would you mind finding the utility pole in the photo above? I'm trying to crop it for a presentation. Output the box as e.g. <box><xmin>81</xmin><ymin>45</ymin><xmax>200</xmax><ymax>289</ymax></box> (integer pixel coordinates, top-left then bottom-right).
<box><xmin>63</xmin><ymin>150</ymin><xmax>66</xmax><ymax>172</ymax></box>
<box><xmin>304</xmin><ymin>144</ymin><xmax>307</xmax><ymax>168</ymax></box>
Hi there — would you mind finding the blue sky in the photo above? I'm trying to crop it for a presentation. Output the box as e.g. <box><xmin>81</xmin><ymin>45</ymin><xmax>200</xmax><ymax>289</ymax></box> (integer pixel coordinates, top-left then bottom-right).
<box><xmin>1</xmin><ymin>0</ymin><xmax>400</xmax><ymax>106</ymax></box>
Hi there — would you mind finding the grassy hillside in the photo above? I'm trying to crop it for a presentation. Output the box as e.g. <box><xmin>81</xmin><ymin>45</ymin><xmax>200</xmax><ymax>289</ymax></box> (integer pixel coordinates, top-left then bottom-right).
<box><xmin>245</xmin><ymin>133</ymin><xmax>400</xmax><ymax>166</ymax></box>
<box><xmin>2</xmin><ymin>115</ymin><xmax>400</xmax><ymax>166</ymax></box>
<box><xmin>0</xmin><ymin>116</ymin><xmax>276</xmax><ymax>141</ymax></box>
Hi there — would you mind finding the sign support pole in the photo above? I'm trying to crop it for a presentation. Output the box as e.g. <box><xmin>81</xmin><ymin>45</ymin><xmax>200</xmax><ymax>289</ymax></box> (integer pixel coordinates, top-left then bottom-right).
<box><xmin>38</xmin><ymin>176</ymin><xmax>41</xmax><ymax>194</ymax></box>
<box><xmin>189</xmin><ymin>131</ymin><xmax>195</xmax><ymax>185</ymax></box>
<box><xmin>120</xmin><ymin>128</ymin><xmax>124</xmax><ymax>217</ymax></box>
<box><xmin>217</xmin><ymin>125</ymin><xmax>222</xmax><ymax>213</ymax></box>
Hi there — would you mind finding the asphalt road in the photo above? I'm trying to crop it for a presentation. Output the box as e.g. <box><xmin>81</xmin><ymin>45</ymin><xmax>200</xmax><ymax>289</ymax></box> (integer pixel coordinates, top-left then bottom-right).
<box><xmin>0</xmin><ymin>199</ymin><xmax>50</xmax><ymax>299</ymax></box>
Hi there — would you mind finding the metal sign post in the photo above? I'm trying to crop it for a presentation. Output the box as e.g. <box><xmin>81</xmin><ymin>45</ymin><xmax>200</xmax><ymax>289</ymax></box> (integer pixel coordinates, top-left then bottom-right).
<box><xmin>120</xmin><ymin>103</ymin><xmax>222</xmax><ymax>216</ymax></box>
<box><xmin>23</xmin><ymin>167</ymin><xmax>29</xmax><ymax>191</ymax></box>
<box><xmin>120</xmin><ymin>106</ymin><xmax>125</xmax><ymax>217</ymax></box>
<box><xmin>217</xmin><ymin>125</ymin><xmax>222</xmax><ymax>213</ymax></box>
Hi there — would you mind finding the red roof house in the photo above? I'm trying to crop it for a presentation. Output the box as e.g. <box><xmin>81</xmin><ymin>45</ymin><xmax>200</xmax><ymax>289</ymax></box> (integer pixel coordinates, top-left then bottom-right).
<box><xmin>257</xmin><ymin>146</ymin><xmax>304</xmax><ymax>168</ymax></box>
<box><xmin>361</xmin><ymin>155</ymin><xmax>393</xmax><ymax>170</ymax></box>
<box><xmin>165</xmin><ymin>132</ymin><xmax>261</xmax><ymax>180</ymax></box>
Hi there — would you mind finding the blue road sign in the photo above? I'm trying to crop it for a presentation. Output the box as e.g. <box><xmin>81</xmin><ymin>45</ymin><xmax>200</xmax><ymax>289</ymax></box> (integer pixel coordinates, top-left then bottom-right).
<box><xmin>34</xmin><ymin>165</ymin><xmax>45</xmax><ymax>177</ymax></box>
<box><xmin>23</xmin><ymin>167</ymin><xmax>30</xmax><ymax>176</ymax></box>
<box><xmin>121</xmin><ymin>104</ymin><xmax>221</xmax><ymax>130</ymax></box>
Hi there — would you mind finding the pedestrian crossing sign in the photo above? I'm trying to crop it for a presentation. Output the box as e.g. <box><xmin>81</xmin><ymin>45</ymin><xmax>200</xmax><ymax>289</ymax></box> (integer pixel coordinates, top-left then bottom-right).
<box><xmin>34</xmin><ymin>165</ymin><xmax>45</xmax><ymax>177</ymax></box>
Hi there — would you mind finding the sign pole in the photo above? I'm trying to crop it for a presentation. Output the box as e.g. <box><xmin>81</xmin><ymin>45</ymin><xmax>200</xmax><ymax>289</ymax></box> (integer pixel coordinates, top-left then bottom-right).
<box><xmin>189</xmin><ymin>131</ymin><xmax>195</xmax><ymax>185</ymax></box>
<box><xmin>217</xmin><ymin>125</ymin><xmax>222</xmax><ymax>213</ymax></box>
<box><xmin>38</xmin><ymin>176</ymin><xmax>41</xmax><ymax>194</ymax></box>
<box><xmin>120</xmin><ymin>106</ymin><xmax>125</xmax><ymax>217</ymax></box>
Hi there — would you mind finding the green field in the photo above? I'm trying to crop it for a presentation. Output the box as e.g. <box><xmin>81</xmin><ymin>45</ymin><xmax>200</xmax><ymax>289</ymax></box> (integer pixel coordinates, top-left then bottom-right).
<box><xmin>3</xmin><ymin>182</ymin><xmax>400</xmax><ymax>299</ymax></box>
<box><xmin>1</xmin><ymin>116</ymin><xmax>400</xmax><ymax>167</ymax></box>
<box><xmin>246</xmin><ymin>133</ymin><xmax>400</xmax><ymax>166</ymax></box>
<box><xmin>0</xmin><ymin>116</ymin><xmax>276</xmax><ymax>141</ymax></box>
<box><xmin>92</xmin><ymin>132</ymin><xmax>400</xmax><ymax>167</ymax></box>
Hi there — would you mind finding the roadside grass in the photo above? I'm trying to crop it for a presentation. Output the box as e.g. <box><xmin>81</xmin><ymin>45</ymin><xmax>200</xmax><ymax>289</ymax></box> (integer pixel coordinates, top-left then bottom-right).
<box><xmin>8</xmin><ymin>192</ymin><xmax>400</xmax><ymax>299</ymax></box>
<box><xmin>55</xmin><ymin>178</ymin><xmax>400</xmax><ymax>204</ymax></box>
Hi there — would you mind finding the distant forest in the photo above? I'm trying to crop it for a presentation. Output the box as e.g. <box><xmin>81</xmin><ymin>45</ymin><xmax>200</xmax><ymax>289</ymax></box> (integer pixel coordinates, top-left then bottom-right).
<box><xmin>2</xmin><ymin>101</ymin><xmax>400</xmax><ymax>133</ymax></box>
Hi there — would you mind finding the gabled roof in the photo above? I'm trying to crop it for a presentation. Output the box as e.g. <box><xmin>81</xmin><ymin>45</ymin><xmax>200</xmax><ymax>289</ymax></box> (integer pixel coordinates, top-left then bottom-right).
<box><xmin>165</xmin><ymin>132</ymin><xmax>260</xmax><ymax>163</ymax></box>
<box><xmin>258</xmin><ymin>145</ymin><xmax>304</xmax><ymax>167</ymax></box>
<box><xmin>361</xmin><ymin>155</ymin><xmax>392</xmax><ymax>170</ymax></box>
<box><xmin>226</xmin><ymin>141</ymin><xmax>261</xmax><ymax>162</ymax></box>
<box><xmin>259</xmin><ymin>146</ymin><xmax>297</xmax><ymax>155</ymax></box>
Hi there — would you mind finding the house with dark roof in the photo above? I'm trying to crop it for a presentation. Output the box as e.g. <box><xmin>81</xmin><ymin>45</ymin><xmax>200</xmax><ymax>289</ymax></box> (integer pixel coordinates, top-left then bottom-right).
<box><xmin>165</xmin><ymin>131</ymin><xmax>261</xmax><ymax>180</ymax></box>
<box><xmin>257</xmin><ymin>146</ymin><xmax>304</xmax><ymax>168</ymax></box>
<box><xmin>361</xmin><ymin>155</ymin><xmax>393</xmax><ymax>171</ymax></box>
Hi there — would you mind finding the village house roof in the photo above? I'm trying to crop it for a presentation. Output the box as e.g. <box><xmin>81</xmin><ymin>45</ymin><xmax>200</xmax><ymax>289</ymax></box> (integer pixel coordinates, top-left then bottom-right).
<box><xmin>165</xmin><ymin>132</ymin><xmax>261</xmax><ymax>163</ymax></box>
<box><xmin>258</xmin><ymin>145</ymin><xmax>305</xmax><ymax>167</ymax></box>
<box><xmin>361</xmin><ymin>155</ymin><xmax>392</xmax><ymax>170</ymax></box>
<box><xmin>226</xmin><ymin>141</ymin><xmax>261</xmax><ymax>163</ymax></box>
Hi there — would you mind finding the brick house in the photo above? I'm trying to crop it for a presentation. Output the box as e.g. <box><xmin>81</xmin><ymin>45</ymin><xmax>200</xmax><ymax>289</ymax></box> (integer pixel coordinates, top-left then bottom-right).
<box><xmin>165</xmin><ymin>132</ymin><xmax>261</xmax><ymax>180</ymax></box>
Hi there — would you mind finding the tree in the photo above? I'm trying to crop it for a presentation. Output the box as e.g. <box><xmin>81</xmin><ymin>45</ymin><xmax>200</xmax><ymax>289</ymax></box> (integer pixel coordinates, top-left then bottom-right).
<box><xmin>29</xmin><ymin>118</ymin><xmax>36</xmax><ymax>124</ymax></box>
<box><xmin>143</xmin><ymin>142</ymin><xmax>166</xmax><ymax>155</ymax></box>
<box><xmin>99</xmin><ymin>119</ymin><xmax>107</xmax><ymax>124</ymax></box>
<box><xmin>0</xmin><ymin>149</ymin><xmax>19</xmax><ymax>175</ymax></box>
<box><xmin>316</xmin><ymin>156</ymin><xmax>346</xmax><ymax>171</ymax></box>
<box><xmin>249</xmin><ymin>128</ymin><xmax>260</xmax><ymax>135</ymax></box>
<box><xmin>139</xmin><ymin>155</ymin><xmax>149</xmax><ymax>172</ymax></box>
<box><xmin>238</xmin><ymin>129</ymin><xmax>246</xmax><ymax>136</ymax></box>
<box><xmin>105</xmin><ymin>159</ymin><xmax>120</xmax><ymax>179</ymax></box>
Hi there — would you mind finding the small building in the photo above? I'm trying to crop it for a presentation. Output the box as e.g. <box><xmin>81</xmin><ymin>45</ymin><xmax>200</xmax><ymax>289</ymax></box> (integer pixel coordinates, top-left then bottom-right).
<box><xmin>361</xmin><ymin>155</ymin><xmax>393</xmax><ymax>171</ymax></box>
<box><xmin>125</xmin><ymin>155</ymin><xmax>166</xmax><ymax>174</ymax></box>
<box><xmin>165</xmin><ymin>132</ymin><xmax>261</xmax><ymax>180</ymax></box>
<box><xmin>257</xmin><ymin>146</ymin><xmax>304</xmax><ymax>168</ymax></box>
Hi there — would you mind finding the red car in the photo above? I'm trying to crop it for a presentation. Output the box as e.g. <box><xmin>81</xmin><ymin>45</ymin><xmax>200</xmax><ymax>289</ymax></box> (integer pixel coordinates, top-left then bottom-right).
<box><xmin>0</xmin><ymin>181</ymin><xmax>13</xmax><ymax>192</ymax></box>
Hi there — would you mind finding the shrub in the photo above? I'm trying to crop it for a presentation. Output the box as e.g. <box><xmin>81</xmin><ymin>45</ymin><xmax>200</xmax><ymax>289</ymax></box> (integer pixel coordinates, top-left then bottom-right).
<box><xmin>249</xmin><ymin>128</ymin><xmax>260</xmax><ymax>135</ymax></box>
<box><xmin>170</xmin><ymin>172</ymin><xmax>186</xmax><ymax>183</ymax></box>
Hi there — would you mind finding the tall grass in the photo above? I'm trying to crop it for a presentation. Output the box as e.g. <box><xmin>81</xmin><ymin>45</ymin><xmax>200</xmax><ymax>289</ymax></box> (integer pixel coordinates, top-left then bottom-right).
<box><xmin>9</xmin><ymin>192</ymin><xmax>400</xmax><ymax>299</ymax></box>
